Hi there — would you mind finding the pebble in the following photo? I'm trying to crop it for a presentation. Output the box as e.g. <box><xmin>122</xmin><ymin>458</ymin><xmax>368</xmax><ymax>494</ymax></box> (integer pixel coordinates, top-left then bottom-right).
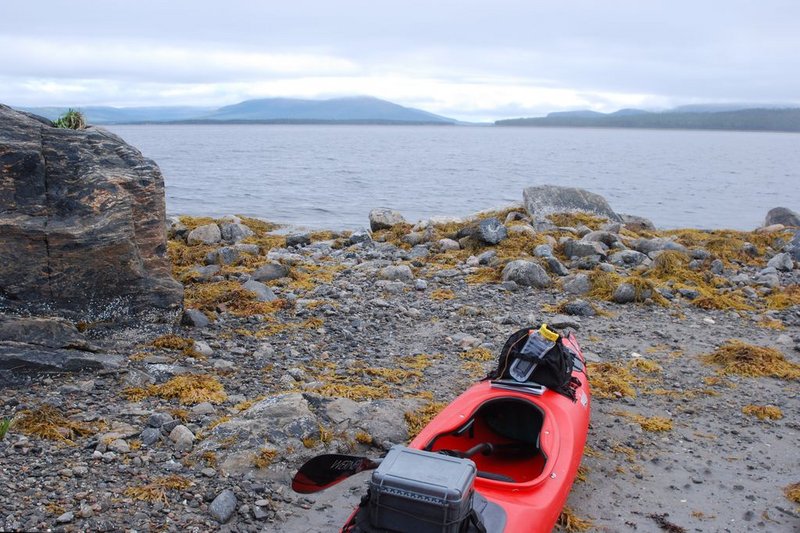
<box><xmin>209</xmin><ymin>489</ymin><xmax>238</xmax><ymax>523</ymax></box>
<box><xmin>140</xmin><ymin>427</ymin><xmax>161</xmax><ymax>445</ymax></box>
<box><xmin>55</xmin><ymin>511</ymin><xmax>74</xmax><ymax>524</ymax></box>
<box><xmin>169</xmin><ymin>425</ymin><xmax>195</xmax><ymax>451</ymax></box>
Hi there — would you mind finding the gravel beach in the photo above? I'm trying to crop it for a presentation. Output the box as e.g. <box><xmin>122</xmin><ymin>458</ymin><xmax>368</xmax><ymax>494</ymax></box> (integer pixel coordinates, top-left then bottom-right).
<box><xmin>2</xmin><ymin>205</ymin><xmax>799</xmax><ymax>533</ymax></box>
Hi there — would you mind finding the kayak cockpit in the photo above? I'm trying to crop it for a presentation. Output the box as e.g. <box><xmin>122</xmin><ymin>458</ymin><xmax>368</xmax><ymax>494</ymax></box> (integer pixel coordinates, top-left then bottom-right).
<box><xmin>422</xmin><ymin>397</ymin><xmax>547</xmax><ymax>484</ymax></box>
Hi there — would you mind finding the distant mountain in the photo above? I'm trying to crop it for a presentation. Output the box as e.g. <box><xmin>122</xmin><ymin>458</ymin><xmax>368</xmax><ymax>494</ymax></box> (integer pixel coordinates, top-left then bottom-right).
<box><xmin>496</xmin><ymin>107</ymin><xmax>800</xmax><ymax>132</ymax></box>
<box><xmin>20</xmin><ymin>97</ymin><xmax>456</xmax><ymax>125</ymax></box>
<box><xmin>204</xmin><ymin>96</ymin><xmax>455</xmax><ymax>124</ymax></box>
<box><xmin>20</xmin><ymin>106</ymin><xmax>215</xmax><ymax>124</ymax></box>
<box><xmin>545</xmin><ymin>110</ymin><xmax>605</xmax><ymax>119</ymax></box>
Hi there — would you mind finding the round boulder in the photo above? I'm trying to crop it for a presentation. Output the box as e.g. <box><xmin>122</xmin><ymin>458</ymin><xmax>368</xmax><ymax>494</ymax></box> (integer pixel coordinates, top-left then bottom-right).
<box><xmin>369</xmin><ymin>208</ymin><xmax>407</xmax><ymax>231</ymax></box>
<box><xmin>501</xmin><ymin>260</ymin><xmax>551</xmax><ymax>288</ymax></box>
<box><xmin>476</xmin><ymin>217</ymin><xmax>508</xmax><ymax>245</ymax></box>
<box><xmin>187</xmin><ymin>223</ymin><xmax>222</xmax><ymax>245</ymax></box>
<box><xmin>764</xmin><ymin>207</ymin><xmax>800</xmax><ymax>228</ymax></box>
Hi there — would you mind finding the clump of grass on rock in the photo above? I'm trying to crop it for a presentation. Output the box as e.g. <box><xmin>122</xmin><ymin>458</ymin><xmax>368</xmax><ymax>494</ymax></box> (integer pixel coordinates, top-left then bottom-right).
<box><xmin>52</xmin><ymin>109</ymin><xmax>86</xmax><ymax>129</ymax></box>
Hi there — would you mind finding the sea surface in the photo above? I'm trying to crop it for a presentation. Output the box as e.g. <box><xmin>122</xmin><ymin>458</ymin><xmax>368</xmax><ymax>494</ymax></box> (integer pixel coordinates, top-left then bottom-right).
<box><xmin>105</xmin><ymin>124</ymin><xmax>800</xmax><ymax>231</ymax></box>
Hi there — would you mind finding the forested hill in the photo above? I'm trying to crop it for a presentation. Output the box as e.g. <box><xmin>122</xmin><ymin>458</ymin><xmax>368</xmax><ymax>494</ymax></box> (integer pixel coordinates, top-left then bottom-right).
<box><xmin>20</xmin><ymin>96</ymin><xmax>457</xmax><ymax>125</ymax></box>
<box><xmin>495</xmin><ymin>108</ymin><xmax>800</xmax><ymax>132</ymax></box>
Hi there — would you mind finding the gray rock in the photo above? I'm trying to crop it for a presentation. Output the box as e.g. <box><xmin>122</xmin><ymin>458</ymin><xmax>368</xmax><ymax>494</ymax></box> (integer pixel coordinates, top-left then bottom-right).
<box><xmin>198</xmin><ymin>394</ymin><xmax>318</xmax><ymax>475</ymax></box>
<box><xmin>285</xmin><ymin>233</ymin><xmax>311</xmax><ymax>247</ymax></box>
<box><xmin>609</xmin><ymin>250</ymin><xmax>649</xmax><ymax>267</ymax></box>
<box><xmin>220</xmin><ymin>222</ymin><xmax>254</xmax><ymax>243</ymax></box>
<box><xmin>600</xmin><ymin>222</ymin><xmax>622</xmax><ymax>233</ymax></box>
<box><xmin>547</xmin><ymin>315</ymin><xmax>582</xmax><ymax>330</ymax></box>
<box><xmin>476</xmin><ymin>218</ymin><xmax>508</xmax><ymax>245</ymax></box>
<box><xmin>403</xmin><ymin>231</ymin><xmax>427</xmax><ymax>246</ymax></box>
<box><xmin>0</xmin><ymin>344</ymin><xmax>124</xmax><ymax>372</ymax></box>
<box><xmin>477</xmin><ymin>250</ymin><xmax>498</xmax><ymax>265</ymax></box>
<box><xmin>562</xmin><ymin>300</ymin><xmax>596</xmax><ymax>317</ymax></box>
<box><xmin>710</xmin><ymin>259</ymin><xmax>725</xmax><ymax>275</ymax></box>
<box><xmin>545</xmin><ymin>256</ymin><xmax>570</xmax><ymax>276</ymax></box>
<box><xmin>169</xmin><ymin>424</ymin><xmax>195</xmax><ymax>452</ymax></box>
<box><xmin>192</xmin><ymin>402</ymin><xmax>217</xmax><ymax>416</ymax></box>
<box><xmin>253</xmin><ymin>506</ymin><xmax>270</xmax><ymax>520</ymax></box>
<box><xmin>379</xmin><ymin>265</ymin><xmax>414</xmax><ymax>282</ymax></box>
<box><xmin>187</xmin><ymin>264</ymin><xmax>220</xmax><ymax>282</ymax></box>
<box><xmin>181</xmin><ymin>309</ymin><xmax>210</xmax><ymax>328</ymax></box>
<box><xmin>233</xmin><ymin>243</ymin><xmax>260</xmax><ymax>256</ymax></box>
<box><xmin>657</xmin><ymin>288</ymin><xmax>675</xmax><ymax>300</ymax></box>
<box><xmin>570</xmin><ymin>256</ymin><xmax>602</xmax><ymax>270</ymax></box>
<box><xmin>501</xmin><ymin>260</ymin><xmax>551</xmax><ymax>288</ymax></box>
<box><xmin>690</xmin><ymin>248</ymin><xmax>711</xmax><ymax>260</ymax></box>
<box><xmin>414</xmin><ymin>279</ymin><xmax>428</xmax><ymax>291</ymax></box>
<box><xmin>741</xmin><ymin>242</ymin><xmax>759</xmax><ymax>257</ymax></box>
<box><xmin>0</xmin><ymin>106</ymin><xmax>183</xmax><ymax>320</ymax></box>
<box><xmin>582</xmin><ymin>231</ymin><xmax>620</xmax><ymax>247</ymax></box>
<box><xmin>209</xmin><ymin>489</ymin><xmax>238</xmax><ymax>524</ymax></box>
<box><xmin>56</xmin><ymin>512</ymin><xmax>74</xmax><ymax>524</ymax></box>
<box><xmin>148</xmin><ymin>412</ymin><xmax>174</xmax><ymax>428</ymax></box>
<box><xmin>612</xmin><ymin>283</ymin><xmax>637</xmax><ymax>304</ymax></box>
<box><xmin>437</xmin><ymin>238</ymin><xmax>461</xmax><ymax>251</ymax></box>
<box><xmin>522</xmin><ymin>185</ymin><xmax>622</xmax><ymax>222</ymax></box>
<box><xmin>252</xmin><ymin>262</ymin><xmax>290</xmax><ymax>282</ymax></box>
<box><xmin>533</xmin><ymin>244</ymin><xmax>553</xmax><ymax>258</ymax></box>
<box><xmin>563</xmin><ymin>274</ymin><xmax>591</xmax><ymax>295</ymax></box>
<box><xmin>187</xmin><ymin>224</ymin><xmax>222</xmax><ymax>245</ymax></box>
<box><xmin>619</xmin><ymin>214</ymin><xmax>656</xmax><ymax>232</ymax></box>
<box><xmin>140</xmin><ymin>428</ymin><xmax>161</xmax><ymax>446</ymax></box>
<box><xmin>241</xmin><ymin>280</ymin><xmax>278</xmax><ymax>302</ymax></box>
<box><xmin>408</xmin><ymin>245</ymin><xmax>430</xmax><ymax>259</ymax></box>
<box><xmin>167</xmin><ymin>216</ymin><xmax>188</xmax><ymax>238</ymax></box>
<box><xmin>213</xmin><ymin>246</ymin><xmax>240</xmax><ymax>265</ymax></box>
<box><xmin>755</xmin><ymin>273</ymin><xmax>781</xmax><ymax>288</ymax></box>
<box><xmin>507</xmin><ymin>225</ymin><xmax>537</xmax><ymax>238</ymax></box>
<box><xmin>764</xmin><ymin>207</ymin><xmax>800</xmax><ymax>227</ymax></box>
<box><xmin>123</xmin><ymin>368</ymin><xmax>156</xmax><ymax>389</ymax></box>
<box><xmin>349</xmin><ymin>229</ymin><xmax>373</xmax><ymax>245</ymax></box>
<box><xmin>108</xmin><ymin>439</ymin><xmax>130</xmax><ymax>453</ymax></box>
<box><xmin>677</xmin><ymin>288</ymin><xmax>700</xmax><ymax>300</ymax></box>
<box><xmin>369</xmin><ymin>208</ymin><xmax>406</xmax><ymax>231</ymax></box>
<box><xmin>0</xmin><ymin>316</ymin><xmax>91</xmax><ymax>350</ymax></box>
<box><xmin>253</xmin><ymin>343</ymin><xmax>275</xmax><ymax>359</ymax></box>
<box><xmin>767</xmin><ymin>252</ymin><xmax>794</xmax><ymax>272</ymax></box>
<box><xmin>563</xmin><ymin>239</ymin><xmax>607</xmax><ymax>259</ymax></box>
<box><xmin>632</xmin><ymin>238</ymin><xmax>687</xmax><ymax>254</ymax></box>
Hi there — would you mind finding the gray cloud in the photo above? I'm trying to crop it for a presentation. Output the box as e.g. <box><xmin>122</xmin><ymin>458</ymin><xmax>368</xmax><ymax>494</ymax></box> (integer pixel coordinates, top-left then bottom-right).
<box><xmin>3</xmin><ymin>0</ymin><xmax>799</xmax><ymax>119</ymax></box>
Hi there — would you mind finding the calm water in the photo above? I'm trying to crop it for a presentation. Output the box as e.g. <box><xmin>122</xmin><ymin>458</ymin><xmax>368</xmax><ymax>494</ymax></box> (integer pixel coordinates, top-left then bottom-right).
<box><xmin>105</xmin><ymin>125</ymin><xmax>800</xmax><ymax>231</ymax></box>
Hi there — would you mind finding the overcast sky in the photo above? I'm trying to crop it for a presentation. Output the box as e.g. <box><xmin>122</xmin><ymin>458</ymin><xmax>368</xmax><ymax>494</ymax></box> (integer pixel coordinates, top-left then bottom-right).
<box><xmin>3</xmin><ymin>0</ymin><xmax>799</xmax><ymax>121</ymax></box>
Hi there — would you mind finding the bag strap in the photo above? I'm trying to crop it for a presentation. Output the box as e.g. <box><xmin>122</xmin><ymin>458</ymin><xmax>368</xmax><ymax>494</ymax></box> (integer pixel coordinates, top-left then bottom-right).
<box><xmin>468</xmin><ymin>508</ymin><xmax>488</xmax><ymax>533</ymax></box>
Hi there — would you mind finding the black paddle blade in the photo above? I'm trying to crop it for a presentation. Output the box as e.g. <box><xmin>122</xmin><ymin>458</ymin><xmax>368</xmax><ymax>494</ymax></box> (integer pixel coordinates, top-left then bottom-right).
<box><xmin>291</xmin><ymin>454</ymin><xmax>380</xmax><ymax>494</ymax></box>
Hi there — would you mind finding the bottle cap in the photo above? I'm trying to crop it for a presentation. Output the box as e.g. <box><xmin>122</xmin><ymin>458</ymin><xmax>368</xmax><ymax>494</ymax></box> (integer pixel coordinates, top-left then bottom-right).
<box><xmin>539</xmin><ymin>324</ymin><xmax>559</xmax><ymax>342</ymax></box>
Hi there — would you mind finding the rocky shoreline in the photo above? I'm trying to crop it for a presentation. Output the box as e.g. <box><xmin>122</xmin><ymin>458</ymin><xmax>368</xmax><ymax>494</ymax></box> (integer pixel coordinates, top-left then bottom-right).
<box><xmin>2</xmin><ymin>192</ymin><xmax>800</xmax><ymax>532</ymax></box>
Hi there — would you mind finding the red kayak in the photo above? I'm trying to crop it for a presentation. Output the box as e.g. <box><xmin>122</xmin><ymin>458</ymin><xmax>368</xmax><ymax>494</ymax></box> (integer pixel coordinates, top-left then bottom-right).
<box><xmin>340</xmin><ymin>330</ymin><xmax>591</xmax><ymax>533</ymax></box>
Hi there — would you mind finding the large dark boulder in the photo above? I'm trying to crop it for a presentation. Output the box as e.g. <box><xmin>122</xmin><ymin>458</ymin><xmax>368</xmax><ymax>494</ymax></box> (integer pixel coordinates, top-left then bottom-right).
<box><xmin>523</xmin><ymin>185</ymin><xmax>622</xmax><ymax>223</ymax></box>
<box><xmin>0</xmin><ymin>105</ymin><xmax>182</xmax><ymax>321</ymax></box>
<box><xmin>764</xmin><ymin>207</ymin><xmax>800</xmax><ymax>228</ymax></box>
